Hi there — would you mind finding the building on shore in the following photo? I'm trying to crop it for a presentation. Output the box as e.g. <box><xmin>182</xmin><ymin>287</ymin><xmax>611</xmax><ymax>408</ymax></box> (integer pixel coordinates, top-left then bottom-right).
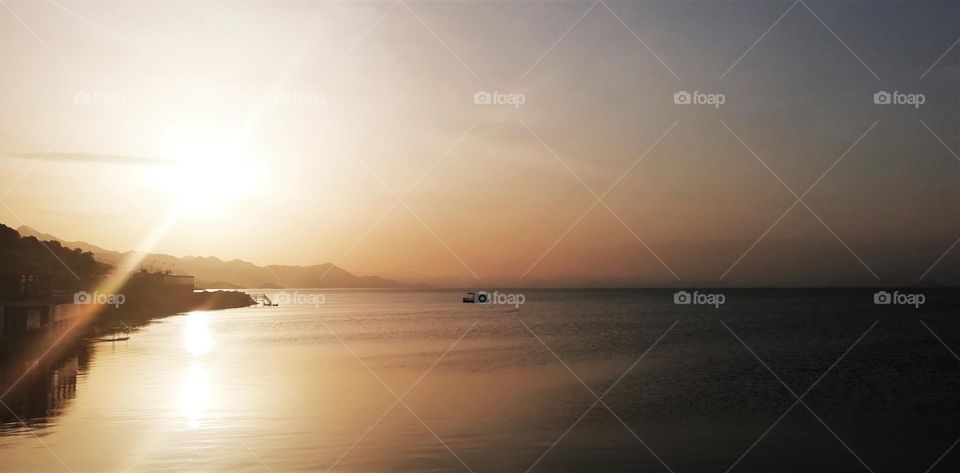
<box><xmin>0</xmin><ymin>301</ymin><xmax>85</xmax><ymax>338</ymax></box>
<box><xmin>160</xmin><ymin>274</ymin><xmax>195</xmax><ymax>292</ymax></box>
<box><xmin>0</xmin><ymin>275</ymin><xmax>84</xmax><ymax>339</ymax></box>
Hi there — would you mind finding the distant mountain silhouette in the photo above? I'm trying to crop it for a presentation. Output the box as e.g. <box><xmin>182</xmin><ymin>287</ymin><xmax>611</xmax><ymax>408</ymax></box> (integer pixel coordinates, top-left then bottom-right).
<box><xmin>15</xmin><ymin>226</ymin><xmax>118</xmax><ymax>259</ymax></box>
<box><xmin>15</xmin><ymin>224</ymin><xmax>956</xmax><ymax>288</ymax></box>
<box><xmin>198</xmin><ymin>281</ymin><xmax>244</xmax><ymax>290</ymax></box>
<box><xmin>15</xmin><ymin>225</ymin><xmax>412</xmax><ymax>289</ymax></box>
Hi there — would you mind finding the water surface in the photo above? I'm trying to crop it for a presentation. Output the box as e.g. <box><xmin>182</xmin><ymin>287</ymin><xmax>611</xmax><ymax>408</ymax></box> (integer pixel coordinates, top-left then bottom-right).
<box><xmin>1</xmin><ymin>289</ymin><xmax>959</xmax><ymax>472</ymax></box>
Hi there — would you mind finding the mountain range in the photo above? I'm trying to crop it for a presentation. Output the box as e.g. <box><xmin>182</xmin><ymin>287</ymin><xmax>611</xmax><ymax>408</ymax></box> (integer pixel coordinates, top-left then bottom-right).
<box><xmin>15</xmin><ymin>226</ymin><xmax>411</xmax><ymax>289</ymax></box>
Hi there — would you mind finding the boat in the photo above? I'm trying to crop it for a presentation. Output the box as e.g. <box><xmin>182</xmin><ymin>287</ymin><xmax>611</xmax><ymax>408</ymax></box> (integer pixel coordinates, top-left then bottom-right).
<box><xmin>90</xmin><ymin>324</ymin><xmax>132</xmax><ymax>343</ymax></box>
<box><xmin>96</xmin><ymin>336</ymin><xmax>130</xmax><ymax>343</ymax></box>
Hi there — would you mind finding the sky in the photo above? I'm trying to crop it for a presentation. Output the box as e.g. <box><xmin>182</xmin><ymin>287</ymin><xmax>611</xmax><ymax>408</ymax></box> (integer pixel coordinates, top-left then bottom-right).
<box><xmin>0</xmin><ymin>0</ymin><xmax>957</xmax><ymax>287</ymax></box>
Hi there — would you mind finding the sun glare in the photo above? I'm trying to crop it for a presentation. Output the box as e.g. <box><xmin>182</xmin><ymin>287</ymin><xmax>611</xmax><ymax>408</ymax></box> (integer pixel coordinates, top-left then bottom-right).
<box><xmin>153</xmin><ymin>120</ymin><xmax>269</xmax><ymax>218</ymax></box>
<box><xmin>182</xmin><ymin>311</ymin><xmax>216</xmax><ymax>357</ymax></box>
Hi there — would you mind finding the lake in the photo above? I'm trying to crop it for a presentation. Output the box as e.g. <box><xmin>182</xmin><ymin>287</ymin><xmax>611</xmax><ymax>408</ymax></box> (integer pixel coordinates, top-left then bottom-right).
<box><xmin>1</xmin><ymin>289</ymin><xmax>959</xmax><ymax>472</ymax></box>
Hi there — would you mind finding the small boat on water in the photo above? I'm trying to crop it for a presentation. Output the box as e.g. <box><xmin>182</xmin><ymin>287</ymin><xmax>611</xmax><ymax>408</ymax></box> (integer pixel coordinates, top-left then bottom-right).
<box><xmin>90</xmin><ymin>324</ymin><xmax>132</xmax><ymax>343</ymax></box>
<box><xmin>96</xmin><ymin>335</ymin><xmax>130</xmax><ymax>343</ymax></box>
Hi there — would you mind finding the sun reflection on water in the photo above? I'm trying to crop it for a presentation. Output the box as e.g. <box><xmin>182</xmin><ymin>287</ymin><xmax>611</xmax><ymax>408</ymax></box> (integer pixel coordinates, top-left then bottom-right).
<box><xmin>179</xmin><ymin>312</ymin><xmax>216</xmax><ymax>429</ymax></box>
<box><xmin>181</xmin><ymin>363</ymin><xmax>210</xmax><ymax>429</ymax></box>
<box><xmin>182</xmin><ymin>311</ymin><xmax>215</xmax><ymax>357</ymax></box>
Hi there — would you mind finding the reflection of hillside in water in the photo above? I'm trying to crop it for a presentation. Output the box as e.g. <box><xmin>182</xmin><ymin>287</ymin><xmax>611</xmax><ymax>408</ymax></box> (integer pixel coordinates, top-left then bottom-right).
<box><xmin>0</xmin><ymin>343</ymin><xmax>89</xmax><ymax>433</ymax></box>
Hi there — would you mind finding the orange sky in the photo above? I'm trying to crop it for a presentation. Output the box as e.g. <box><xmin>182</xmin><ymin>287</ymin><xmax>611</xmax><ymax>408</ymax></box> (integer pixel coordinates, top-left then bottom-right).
<box><xmin>0</xmin><ymin>1</ymin><xmax>957</xmax><ymax>286</ymax></box>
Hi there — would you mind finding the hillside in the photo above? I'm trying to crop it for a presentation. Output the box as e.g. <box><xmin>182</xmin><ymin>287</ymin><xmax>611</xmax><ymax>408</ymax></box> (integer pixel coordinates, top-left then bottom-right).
<box><xmin>0</xmin><ymin>224</ymin><xmax>108</xmax><ymax>293</ymax></box>
<box><xmin>15</xmin><ymin>225</ymin><xmax>409</xmax><ymax>289</ymax></box>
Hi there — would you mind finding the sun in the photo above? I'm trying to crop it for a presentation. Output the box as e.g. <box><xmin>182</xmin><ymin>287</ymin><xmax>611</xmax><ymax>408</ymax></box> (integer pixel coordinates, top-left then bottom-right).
<box><xmin>153</xmin><ymin>120</ymin><xmax>269</xmax><ymax>218</ymax></box>
<box><xmin>168</xmin><ymin>143</ymin><xmax>261</xmax><ymax>217</ymax></box>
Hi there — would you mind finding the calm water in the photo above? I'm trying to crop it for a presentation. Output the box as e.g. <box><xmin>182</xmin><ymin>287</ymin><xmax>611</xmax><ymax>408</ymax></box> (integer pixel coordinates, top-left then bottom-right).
<box><xmin>1</xmin><ymin>289</ymin><xmax>959</xmax><ymax>473</ymax></box>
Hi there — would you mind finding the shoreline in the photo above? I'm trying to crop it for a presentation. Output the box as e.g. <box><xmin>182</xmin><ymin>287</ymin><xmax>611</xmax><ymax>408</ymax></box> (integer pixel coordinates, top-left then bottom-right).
<box><xmin>91</xmin><ymin>289</ymin><xmax>254</xmax><ymax>333</ymax></box>
<box><xmin>0</xmin><ymin>290</ymin><xmax>254</xmax><ymax>400</ymax></box>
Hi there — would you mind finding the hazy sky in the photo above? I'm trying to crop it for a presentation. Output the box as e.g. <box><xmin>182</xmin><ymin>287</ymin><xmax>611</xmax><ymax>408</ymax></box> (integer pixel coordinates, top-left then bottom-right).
<box><xmin>0</xmin><ymin>0</ymin><xmax>957</xmax><ymax>286</ymax></box>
